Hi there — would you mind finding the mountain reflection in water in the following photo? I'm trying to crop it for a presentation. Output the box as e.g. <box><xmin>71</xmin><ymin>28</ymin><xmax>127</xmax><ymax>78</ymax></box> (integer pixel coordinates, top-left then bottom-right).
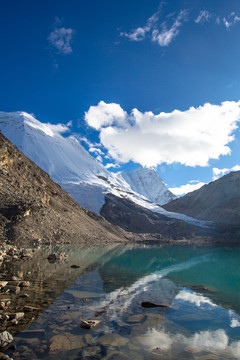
<box><xmin>6</xmin><ymin>244</ymin><xmax>240</xmax><ymax>360</ymax></box>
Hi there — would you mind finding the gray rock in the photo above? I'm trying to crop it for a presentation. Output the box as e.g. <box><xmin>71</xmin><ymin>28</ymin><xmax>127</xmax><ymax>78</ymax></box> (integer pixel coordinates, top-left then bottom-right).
<box><xmin>0</xmin><ymin>331</ymin><xmax>13</xmax><ymax>348</ymax></box>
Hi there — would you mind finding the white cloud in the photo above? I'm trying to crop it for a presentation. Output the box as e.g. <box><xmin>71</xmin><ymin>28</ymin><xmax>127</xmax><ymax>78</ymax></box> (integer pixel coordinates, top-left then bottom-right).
<box><xmin>121</xmin><ymin>4</ymin><xmax>161</xmax><ymax>41</ymax></box>
<box><xmin>170</xmin><ymin>181</ymin><xmax>206</xmax><ymax>196</ymax></box>
<box><xmin>85</xmin><ymin>100</ymin><xmax>240</xmax><ymax>168</ymax></box>
<box><xmin>121</xmin><ymin>3</ymin><xmax>187</xmax><ymax>47</ymax></box>
<box><xmin>152</xmin><ymin>10</ymin><xmax>188</xmax><ymax>47</ymax></box>
<box><xmin>212</xmin><ymin>165</ymin><xmax>240</xmax><ymax>180</ymax></box>
<box><xmin>84</xmin><ymin>101</ymin><xmax>127</xmax><ymax>130</ymax></box>
<box><xmin>89</xmin><ymin>147</ymin><xmax>104</xmax><ymax>155</ymax></box>
<box><xmin>195</xmin><ymin>10</ymin><xmax>211</xmax><ymax>24</ymax></box>
<box><xmin>48</xmin><ymin>27</ymin><xmax>74</xmax><ymax>54</ymax></box>
<box><xmin>223</xmin><ymin>12</ymin><xmax>240</xmax><ymax>28</ymax></box>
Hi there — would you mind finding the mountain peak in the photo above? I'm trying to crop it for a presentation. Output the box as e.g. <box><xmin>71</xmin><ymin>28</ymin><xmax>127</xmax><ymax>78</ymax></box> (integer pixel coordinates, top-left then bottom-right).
<box><xmin>120</xmin><ymin>166</ymin><xmax>176</xmax><ymax>205</ymax></box>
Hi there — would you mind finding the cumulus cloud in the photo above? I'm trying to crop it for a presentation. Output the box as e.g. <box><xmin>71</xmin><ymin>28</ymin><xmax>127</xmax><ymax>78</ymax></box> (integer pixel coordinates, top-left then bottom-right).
<box><xmin>152</xmin><ymin>10</ymin><xmax>188</xmax><ymax>47</ymax></box>
<box><xmin>170</xmin><ymin>181</ymin><xmax>206</xmax><ymax>196</ymax></box>
<box><xmin>84</xmin><ymin>100</ymin><xmax>240</xmax><ymax>168</ymax></box>
<box><xmin>85</xmin><ymin>101</ymin><xmax>127</xmax><ymax>130</ymax></box>
<box><xmin>48</xmin><ymin>27</ymin><xmax>74</xmax><ymax>54</ymax></box>
<box><xmin>195</xmin><ymin>10</ymin><xmax>211</xmax><ymax>24</ymax></box>
<box><xmin>212</xmin><ymin>165</ymin><xmax>240</xmax><ymax>180</ymax></box>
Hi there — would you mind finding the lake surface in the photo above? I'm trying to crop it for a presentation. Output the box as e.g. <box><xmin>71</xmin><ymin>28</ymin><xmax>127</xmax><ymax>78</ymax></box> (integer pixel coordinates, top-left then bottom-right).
<box><xmin>7</xmin><ymin>243</ymin><xmax>240</xmax><ymax>359</ymax></box>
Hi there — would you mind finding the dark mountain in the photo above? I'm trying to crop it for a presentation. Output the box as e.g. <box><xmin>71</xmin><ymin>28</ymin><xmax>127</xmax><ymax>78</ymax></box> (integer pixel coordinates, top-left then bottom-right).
<box><xmin>101</xmin><ymin>193</ymin><xmax>217</xmax><ymax>241</ymax></box>
<box><xmin>163</xmin><ymin>171</ymin><xmax>240</xmax><ymax>225</ymax></box>
<box><xmin>0</xmin><ymin>131</ymin><xmax>127</xmax><ymax>245</ymax></box>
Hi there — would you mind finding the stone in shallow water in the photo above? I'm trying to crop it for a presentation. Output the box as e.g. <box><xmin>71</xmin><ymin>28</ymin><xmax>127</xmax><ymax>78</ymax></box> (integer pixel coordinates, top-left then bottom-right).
<box><xmin>50</xmin><ymin>333</ymin><xmax>85</xmax><ymax>353</ymax></box>
<box><xmin>127</xmin><ymin>314</ymin><xmax>145</xmax><ymax>323</ymax></box>
<box><xmin>71</xmin><ymin>264</ymin><xmax>80</xmax><ymax>269</ymax></box>
<box><xmin>81</xmin><ymin>320</ymin><xmax>100</xmax><ymax>329</ymax></box>
<box><xmin>84</xmin><ymin>334</ymin><xmax>93</xmax><ymax>345</ymax></box>
<box><xmin>0</xmin><ymin>331</ymin><xmax>13</xmax><ymax>348</ymax></box>
<box><xmin>98</xmin><ymin>334</ymin><xmax>129</xmax><ymax>347</ymax></box>
<box><xmin>128</xmin><ymin>352</ymin><xmax>143</xmax><ymax>360</ymax></box>
<box><xmin>128</xmin><ymin>343</ymin><xmax>140</xmax><ymax>352</ymax></box>
<box><xmin>102</xmin><ymin>351</ymin><xmax>129</xmax><ymax>360</ymax></box>
<box><xmin>82</xmin><ymin>346</ymin><xmax>101</xmax><ymax>358</ymax></box>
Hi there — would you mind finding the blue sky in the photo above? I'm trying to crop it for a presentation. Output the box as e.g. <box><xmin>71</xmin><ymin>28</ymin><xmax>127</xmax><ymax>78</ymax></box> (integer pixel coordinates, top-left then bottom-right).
<box><xmin>1</xmin><ymin>0</ymin><xmax>240</xmax><ymax>194</ymax></box>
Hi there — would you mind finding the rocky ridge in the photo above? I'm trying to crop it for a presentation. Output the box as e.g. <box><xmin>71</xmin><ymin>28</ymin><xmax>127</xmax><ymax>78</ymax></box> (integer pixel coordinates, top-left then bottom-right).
<box><xmin>0</xmin><ymin>131</ymin><xmax>128</xmax><ymax>245</ymax></box>
<box><xmin>163</xmin><ymin>171</ymin><xmax>240</xmax><ymax>226</ymax></box>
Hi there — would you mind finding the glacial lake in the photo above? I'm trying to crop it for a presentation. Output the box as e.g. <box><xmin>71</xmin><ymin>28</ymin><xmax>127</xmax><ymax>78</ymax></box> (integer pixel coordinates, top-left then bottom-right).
<box><xmin>5</xmin><ymin>243</ymin><xmax>240</xmax><ymax>359</ymax></box>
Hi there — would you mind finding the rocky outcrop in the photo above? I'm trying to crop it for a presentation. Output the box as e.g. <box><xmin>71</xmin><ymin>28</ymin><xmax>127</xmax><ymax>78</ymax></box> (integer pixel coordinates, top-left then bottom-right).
<box><xmin>163</xmin><ymin>171</ymin><xmax>240</xmax><ymax>226</ymax></box>
<box><xmin>0</xmin><ymin>131</ymin><xmax>127</xmax><ymax>244</ymax></box>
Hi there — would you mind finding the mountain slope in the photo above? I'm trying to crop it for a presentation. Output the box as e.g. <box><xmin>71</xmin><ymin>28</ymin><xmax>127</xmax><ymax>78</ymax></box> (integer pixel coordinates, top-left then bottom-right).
<box><xmin>0</xmin><ymin>111</ymin><xmax>181</xmax><ymax>216</ymax></box>
<box><xmin>0</xmin><ymin>131</ymin><xmax>127</xmax><ymax>244</ymax></box>
<box><xmin>0</xmin><ymin>111</ymin><xmax>212</xmax><ymax>230</ymax></box>
<box><xmin>119</xmin><ymin>167</ymin><xmax>176</xmax><ymax>205</ymax></box>
<box><xmin>163</xmin><ymin>171</ymin><xmax>240</xmax><ymax>225</ymax></box>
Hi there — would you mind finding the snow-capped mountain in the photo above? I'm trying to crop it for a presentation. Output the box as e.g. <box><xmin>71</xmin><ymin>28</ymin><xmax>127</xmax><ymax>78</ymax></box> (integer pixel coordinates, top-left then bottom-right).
<box><xmin>0</xmin><ymin>111</ymin><xmax>211</xmax><ymax>228</ymax></box>
<box><xmin>119</xmin><ymin>167</ymin><xmax>176</xmax><ymax>205</ymax></box>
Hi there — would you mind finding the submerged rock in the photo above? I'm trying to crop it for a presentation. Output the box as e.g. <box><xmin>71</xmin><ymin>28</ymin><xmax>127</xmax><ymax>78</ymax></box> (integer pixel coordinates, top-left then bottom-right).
<box><xmin>98</xmin><ymin>334</ymin><xmax>129</xmax><ymax>347</ymax></box>
<box><xmin>71</xmin><ymin>264</ymin><xmax>80</xmax><ymax>269</ymax></box>
<box><xmin>50</xmin><ymin>333</ymin><xmax>85</xmax><ymax>353</ymax></box>
<box><xmin>47</xmin><ymin>253</ymin><xmax>68</xmax><ymax>263</ymax></box>
<box><xmin>141</xmin><ymin>301</ymin><xmax>170</xmax><ymax>308</ymax></box>
<box><xmin>80</xmin><ymin>319</ymin><xmax>100</xmax><ymax>329</ymax></box>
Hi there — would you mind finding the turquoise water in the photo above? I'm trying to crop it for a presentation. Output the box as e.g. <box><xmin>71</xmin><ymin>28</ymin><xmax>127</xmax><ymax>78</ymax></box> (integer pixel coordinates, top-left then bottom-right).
<box><xmin>9</xmin><ymin>244</ymin><xmax>240</xmax><ymax>359</ymax></box>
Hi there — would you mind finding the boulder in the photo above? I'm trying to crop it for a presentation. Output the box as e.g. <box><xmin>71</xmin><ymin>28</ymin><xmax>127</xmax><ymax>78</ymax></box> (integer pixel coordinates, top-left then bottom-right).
<box><xmin>0</xmin><ymin>331</ymin><xmax>13</xmax><ymax>348</ymax></box>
